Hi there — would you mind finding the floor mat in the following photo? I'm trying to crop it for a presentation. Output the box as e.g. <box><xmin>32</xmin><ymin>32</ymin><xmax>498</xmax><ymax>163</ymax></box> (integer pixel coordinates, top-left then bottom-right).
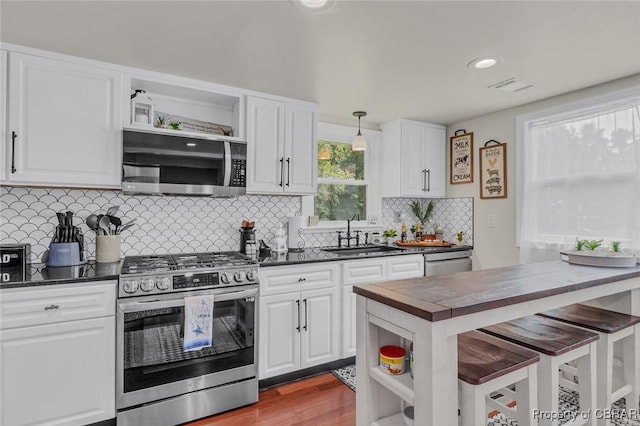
<box><xmin>332</xmin><ymin>364</ymin><xmax>640</xmax><ymax>425</ymax></box>
<box><xmin>331</xmin><ymin>364</ymin><xmax>356</xmax><ymax>392</ymax></box>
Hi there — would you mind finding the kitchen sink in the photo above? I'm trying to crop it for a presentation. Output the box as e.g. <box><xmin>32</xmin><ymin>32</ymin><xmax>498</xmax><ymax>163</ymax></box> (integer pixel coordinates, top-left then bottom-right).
<box><xmin>321</xmin><ymin>245</ymin><xmax>406</xmax><ymax>256</ymax></box>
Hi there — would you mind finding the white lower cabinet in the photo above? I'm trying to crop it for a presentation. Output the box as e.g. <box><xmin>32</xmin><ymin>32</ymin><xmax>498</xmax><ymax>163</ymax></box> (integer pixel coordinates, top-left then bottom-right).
<box><xmin>341</xmin><ymin>255</ymin><xmax>424</xmax><ymax>358</ymax></box>
<box><xmin>259</xmin><ymin>255</ymin><xmax>424</xmax><ymax>378</ymax></box>
<box><xmin>259</xmin><ymin>263</ymin><xmax>340</xmax><ymax>379</ymax></box>
<box><xmin>0</xmin><ymin>280</ymin><xmax>116</xmax><ymax>426</ymax></box>
<box><xmin>259</xmin><ymin>287</ymin><xmax>339</xmax><ymax>379</ymax></box>
<box><xmin>342</xmin><ymin>285</ymin><xmax>357</xmax><ymax>358</ymax></box>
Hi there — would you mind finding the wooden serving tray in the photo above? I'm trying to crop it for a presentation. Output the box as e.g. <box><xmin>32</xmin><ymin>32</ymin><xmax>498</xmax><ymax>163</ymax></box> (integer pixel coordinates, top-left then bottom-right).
<box><xmin>395</xmin><ymin>240</ymin><xmax>452</xmax><ymax>247</ymax></box>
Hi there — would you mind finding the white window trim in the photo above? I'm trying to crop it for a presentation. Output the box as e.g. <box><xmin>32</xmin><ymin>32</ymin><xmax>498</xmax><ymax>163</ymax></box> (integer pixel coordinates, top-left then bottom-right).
<box><xmin>515</xmin><ymin>85</ymin><xmax>640</xmax><ymax>246</ymax></box>
<box><xmin>302</xmin><ymin>121</ymin><xmax>382</xmax><ymax>229</ymax></box>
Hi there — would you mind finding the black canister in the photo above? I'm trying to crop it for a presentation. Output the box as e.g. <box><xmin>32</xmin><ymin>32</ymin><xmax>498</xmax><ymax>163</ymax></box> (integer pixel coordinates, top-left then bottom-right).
<box><xmin>239</xmin><ymin>228</ymin><xmax>256</xmax><ymax>254</ymax></box>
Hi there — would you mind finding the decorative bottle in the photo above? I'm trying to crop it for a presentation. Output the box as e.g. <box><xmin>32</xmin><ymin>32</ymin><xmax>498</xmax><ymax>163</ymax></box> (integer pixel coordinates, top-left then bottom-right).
<box><xmin>400</xmin><ymin>222</ymin><xmax>407</xmax><ymax>242</ymax></box>
<box><xmin>415</xmin><ymin>222</ymin><xmax>422</xmax><ymax>241</ymax></box>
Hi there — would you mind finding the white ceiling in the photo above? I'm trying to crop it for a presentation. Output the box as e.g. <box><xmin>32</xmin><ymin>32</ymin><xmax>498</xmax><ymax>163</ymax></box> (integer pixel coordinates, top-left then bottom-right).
<box><xmin>1</xmin><ymin>1</ymin><xmax>639</xmax><ymax>128</ymax></box>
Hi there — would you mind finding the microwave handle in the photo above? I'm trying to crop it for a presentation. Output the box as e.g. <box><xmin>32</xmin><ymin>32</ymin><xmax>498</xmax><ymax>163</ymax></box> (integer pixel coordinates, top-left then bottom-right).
<box><xmin>223</xmin><ymin>141</ymin><xmax>232</xmax><ymax>186</ymax></box>
<box><xmin>119</xmin><ymin>287</ymin><xmax>258</xmax><ymax>312</ymax></box>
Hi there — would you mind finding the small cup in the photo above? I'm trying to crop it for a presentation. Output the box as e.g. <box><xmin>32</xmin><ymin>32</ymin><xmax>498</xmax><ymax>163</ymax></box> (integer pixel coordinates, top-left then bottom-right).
<box><xmin>96</xmin><ymin>235</ymin><xmax>121</xmax><ymax>263</ymax></box>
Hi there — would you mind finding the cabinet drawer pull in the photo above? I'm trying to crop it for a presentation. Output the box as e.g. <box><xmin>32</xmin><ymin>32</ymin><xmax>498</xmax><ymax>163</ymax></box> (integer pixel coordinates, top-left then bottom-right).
<box><xmin>44</xmin><ymin>304</ymin><xmax>60</xmax><ymax>311</ymax></box>
<box><xmin>297</xmin><ymin>277</ymin><xmax>306</xmax><ymax>282</ymax></box>
<box><xmin>11</xmin><ymin>131</ymin><xmax>17</xmax><ymax>174</ymax></box>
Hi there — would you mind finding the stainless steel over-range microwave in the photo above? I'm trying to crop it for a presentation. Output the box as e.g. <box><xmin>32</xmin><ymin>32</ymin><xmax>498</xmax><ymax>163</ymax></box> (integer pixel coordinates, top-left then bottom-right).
<box><xmin>122</xmin><ymin>130</ymin><xmax>247</xmax><ymax>197</ymax></box>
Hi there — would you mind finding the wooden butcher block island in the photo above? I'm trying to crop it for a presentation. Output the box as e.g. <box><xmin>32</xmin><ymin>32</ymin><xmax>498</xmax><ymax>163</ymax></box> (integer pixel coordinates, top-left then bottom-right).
<box><xmin>353</xmin><ymin>260</ymin><xmax>640</xmax><ymax>426</ymax></box>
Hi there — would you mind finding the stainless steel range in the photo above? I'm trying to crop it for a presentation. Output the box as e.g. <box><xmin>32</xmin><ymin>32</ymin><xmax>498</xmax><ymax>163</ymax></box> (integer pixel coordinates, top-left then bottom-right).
<box><xmin>116</xmin><ymin>252</ymin><xmax>259</xmax><ymax>426</ymax></box>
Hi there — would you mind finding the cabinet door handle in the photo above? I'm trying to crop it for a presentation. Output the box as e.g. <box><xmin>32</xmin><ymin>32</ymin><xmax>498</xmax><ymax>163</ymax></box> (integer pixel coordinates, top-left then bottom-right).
<box><xmin>286</xmin><ymin>158</ymin><xmax>290</xmax><ymax>187</ymax></box>
<box><xmin>422</xmin><ymin>169</ymin><xmax>427</xmax><ymax>191</ymax></box>
<box><xmin>426</xmin><ymin>169</ymin><xmax>431</xmax><ymax>192</ymax></box>
<box><xmin>296</xmin><ymin>299</ymin><xmax>301</xmax><ymax>332</ymax></box>
<box><xmin>11</xmin><ymin>131</ymin><xmax>17</xmax><ymax>174</ymax></box>
<box><xmin>279</xmin><ymin>158</ymin><xmax>284</xmax><ymax>187</ymax></box>
<box><xmin>44</xmin><ymin>304</ymin><xmax>60</xmax><ymax>311</ymax></box>
<box><xmin>303</xmin><ymin>298</ymin><xmax>308</xmax><ymax>331</ymax></box>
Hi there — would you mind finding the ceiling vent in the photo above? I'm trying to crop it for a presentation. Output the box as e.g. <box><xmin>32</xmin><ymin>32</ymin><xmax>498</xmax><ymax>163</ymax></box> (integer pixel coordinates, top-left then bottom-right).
<box><xmin>488</xmin><ymin>78</ymin><xmax>533</xmax><ymax>93</ymax></box>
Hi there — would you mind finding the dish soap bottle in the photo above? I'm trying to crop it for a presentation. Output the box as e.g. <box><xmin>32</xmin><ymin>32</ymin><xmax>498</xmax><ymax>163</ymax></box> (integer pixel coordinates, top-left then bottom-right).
<box><xmin>272</xmin><ymin>223</ymin><xmax>288</xmax><ymax>254</ymax></box>
<box><xmin>415</xmin><ymin>222</ymin><xmax>422</xmax><ymax>241</ymax></box>
<box><xmin>400</xmin><ymin>222</ymin><xmax>407</xmax><ymax>242</ymax></box>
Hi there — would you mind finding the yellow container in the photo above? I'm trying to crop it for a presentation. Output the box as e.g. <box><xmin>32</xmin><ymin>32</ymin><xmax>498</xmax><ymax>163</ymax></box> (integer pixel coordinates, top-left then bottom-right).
<box><xmin>379</xmin><ymin>345</ymin><xmax>406</xmax><ymax>375</ymax></box>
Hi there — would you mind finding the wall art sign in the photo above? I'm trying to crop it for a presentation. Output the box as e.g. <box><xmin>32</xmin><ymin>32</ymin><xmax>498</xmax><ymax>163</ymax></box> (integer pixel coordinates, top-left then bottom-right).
<box><xmin>450</xmin><ymin>130</ymin><xmax>473</xmax><ymax>184</ymax></box>
<box><xmin>479</xmin><ymin>140</ymin><xmax>507</xmax><ymax>199</ymax></box>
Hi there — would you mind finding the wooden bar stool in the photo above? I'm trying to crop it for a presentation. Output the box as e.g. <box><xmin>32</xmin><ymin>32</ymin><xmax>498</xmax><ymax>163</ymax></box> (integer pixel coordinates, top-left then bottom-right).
<box><xmin>480</xmin><ymin>315</ymin><xmax>599</xmax><ymax>426</ymax></box>
<box><xmin>458</xmin><ymin>330</ymin><xmax>540</xmax><ymax>426</ymax></box>
<box><xmin>539</xmin><ymin>304</ymin><xmax>640</xmax><ymax>423</ymax></box>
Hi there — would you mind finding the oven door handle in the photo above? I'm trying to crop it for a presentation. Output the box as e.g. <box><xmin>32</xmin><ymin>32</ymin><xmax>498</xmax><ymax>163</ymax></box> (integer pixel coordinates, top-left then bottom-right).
<box><xmin>118</xmin><ymin>288</ymin><xmax>259</xmax><ymax>312</ymax></box>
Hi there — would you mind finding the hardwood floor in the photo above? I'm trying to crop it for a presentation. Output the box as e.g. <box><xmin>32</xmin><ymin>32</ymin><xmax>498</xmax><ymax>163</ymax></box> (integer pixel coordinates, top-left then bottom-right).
<box><xmin>186</xmin><ymin>373</ymin><xmax>355</xmax><ymax>426</ymax></box>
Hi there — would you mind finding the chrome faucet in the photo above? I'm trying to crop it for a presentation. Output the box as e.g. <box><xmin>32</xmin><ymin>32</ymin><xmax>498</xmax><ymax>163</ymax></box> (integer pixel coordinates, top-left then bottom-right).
<box><xmin>337</xmin><ymin>214</ymin><xmax>361</xmax><ymax>247</ymax></box>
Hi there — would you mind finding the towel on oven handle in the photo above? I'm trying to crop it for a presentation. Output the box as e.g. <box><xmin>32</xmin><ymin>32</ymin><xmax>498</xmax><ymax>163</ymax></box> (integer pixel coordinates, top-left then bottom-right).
<box><xmin>183</xmin><ymin>295</ymin><xmax>214</xmax><ymax>351</ymax></box>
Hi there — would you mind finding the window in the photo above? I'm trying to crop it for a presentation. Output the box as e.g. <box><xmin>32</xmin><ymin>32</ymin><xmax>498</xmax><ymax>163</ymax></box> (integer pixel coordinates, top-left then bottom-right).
<box><xmin>517</xmin><ymin>87</ymin><xmax>640</xmax><ymax>262</ymax></box>
<box><xmin>314</xmin><ymin>140</ymin><xmax>366</xmax><ymax>220</ymax></box>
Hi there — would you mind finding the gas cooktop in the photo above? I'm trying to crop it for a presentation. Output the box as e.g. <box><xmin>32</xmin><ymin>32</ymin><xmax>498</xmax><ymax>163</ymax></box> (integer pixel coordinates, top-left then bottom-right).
<box><xmin>118</xmin><ymin>251</ymin><xmax>259</xmax><ymax>297</ymax></box>
<box><xmin>121</xmin><ymin>251</ymin><xmax>257</xmax><ymax>275</ymax></box>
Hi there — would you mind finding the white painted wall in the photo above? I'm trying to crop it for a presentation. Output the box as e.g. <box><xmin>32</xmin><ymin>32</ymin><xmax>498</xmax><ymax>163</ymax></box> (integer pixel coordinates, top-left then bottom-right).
<box><xmin>446</xmin><ymin>73</ymin><xmax>640</xmax><ymax>271</ymax></box>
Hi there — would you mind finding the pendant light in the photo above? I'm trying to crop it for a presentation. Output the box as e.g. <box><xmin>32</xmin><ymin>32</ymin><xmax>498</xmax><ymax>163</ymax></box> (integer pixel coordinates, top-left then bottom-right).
<box><xmin>352</xmin><ymin>111</ymin><xmax>367</xmax><ymax>152</ymax></box>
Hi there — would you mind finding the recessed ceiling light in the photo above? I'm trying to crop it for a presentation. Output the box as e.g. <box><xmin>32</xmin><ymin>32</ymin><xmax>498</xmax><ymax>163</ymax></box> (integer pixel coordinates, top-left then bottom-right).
<box><xmin>467</xmin><ymin>57</ymin><xmax>502</xmax><ymax>70</ymax></box>
<box><xmin>300</xmin><ymin>0</ymin><xmax>328</xmax><ymax>8</ymax></box>
<box><xmin>291</xmin><ymin>0</ymin><xmax>336</xmax><ymax>13</ymax></box>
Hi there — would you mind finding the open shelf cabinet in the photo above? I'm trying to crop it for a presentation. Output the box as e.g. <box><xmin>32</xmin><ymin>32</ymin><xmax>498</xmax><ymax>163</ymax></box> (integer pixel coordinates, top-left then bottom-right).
<box><xmin>126</xmin><ymin>75</ymin><xmax>244</xmax><ymax>141</ymax></box>
<box><xmin>359</xmin><ymin>307</ymin><xmax>414</xmax><ymax>426</ymax></box>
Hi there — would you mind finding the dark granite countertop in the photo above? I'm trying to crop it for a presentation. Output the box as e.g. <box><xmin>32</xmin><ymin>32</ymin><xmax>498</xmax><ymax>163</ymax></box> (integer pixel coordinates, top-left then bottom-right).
<box><xmin>1</xmin><ymin>244</ymin><xmax>474</xmax><ymax>287</ymax></box>
<box><xmin>1</xmin><ymin>260</ymin><xmax>121</xmax><ymax>289</ymax></box>
<box><xmin>258</xmin><ymin>244</ymin><xmax>473</xmax><ymax>267</ymax></box>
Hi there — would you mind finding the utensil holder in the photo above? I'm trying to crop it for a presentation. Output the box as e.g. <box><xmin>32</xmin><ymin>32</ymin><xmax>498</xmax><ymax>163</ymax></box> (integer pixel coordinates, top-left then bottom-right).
<box><xmin>96</xmin><ymin>235</ymin><xmax>121</xmax><ymax>263</ymax></box>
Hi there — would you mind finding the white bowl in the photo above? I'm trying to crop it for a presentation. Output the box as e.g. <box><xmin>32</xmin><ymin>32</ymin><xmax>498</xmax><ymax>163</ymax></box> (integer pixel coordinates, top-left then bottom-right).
<box><xmin>560</xmin><ymin>250</ymin><xmax>638</xmax><ymax>268</ymax></box>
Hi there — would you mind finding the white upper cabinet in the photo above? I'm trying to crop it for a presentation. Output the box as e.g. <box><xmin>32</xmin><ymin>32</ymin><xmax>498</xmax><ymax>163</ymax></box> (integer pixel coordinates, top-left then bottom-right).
<box><xmin>246</xmin><ymin>96</ymin><xmax>317</xmax><ymax>195</ymax></box>
<box><xmin>380</xmin><ymin>119</ymin><xmax>446</xmax><ymax>198</ymax></box>
<box><xmin>2</xmin><ymin>51</ymin><xmax>123</xmax><ymax>188</ymax></box>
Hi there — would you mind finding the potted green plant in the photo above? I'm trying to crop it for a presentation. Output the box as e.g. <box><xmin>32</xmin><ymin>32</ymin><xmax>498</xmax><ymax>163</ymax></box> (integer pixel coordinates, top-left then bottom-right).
<box><xmin>410</xmin><ymin>200</ymin><xmax>433</xmax><ymax>227</ymax></box>
<box><xmin>409</xmin><ymin>200</ymin><xmax>434</xmax><ymax>239</ymax></box>
<box><xmin>154</xmin><ymin>114</ymin><xmax>167</xmax><ymax>129</ymax></box>
<box><xmin>383</xmin><ymin>229</ymin><xmax>398</xmax><ymax>245</ymax></box>
<box><xmin>168</xmin><ymin>119</ymin><xmax>182</xmax><ymax>131</ymax></box>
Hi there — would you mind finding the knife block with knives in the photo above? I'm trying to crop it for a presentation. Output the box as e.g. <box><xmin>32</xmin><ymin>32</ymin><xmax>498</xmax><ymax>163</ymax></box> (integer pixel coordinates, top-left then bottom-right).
<box><xmin>46</xmin><ymin>211</ymin><xmax>86</xmax><ymax>267</ymax></box>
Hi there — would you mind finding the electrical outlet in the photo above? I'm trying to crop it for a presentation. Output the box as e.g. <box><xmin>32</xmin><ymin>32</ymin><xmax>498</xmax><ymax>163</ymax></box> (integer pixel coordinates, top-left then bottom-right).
<box><xmin>488</xmin><ymin>214</ymin><xmax>496</xmax><ymax>228</ymax></box>
<box><xmin>368</xmin><ymin>216</ymin><xmax>379</xmax><ymax>225</ymax></box>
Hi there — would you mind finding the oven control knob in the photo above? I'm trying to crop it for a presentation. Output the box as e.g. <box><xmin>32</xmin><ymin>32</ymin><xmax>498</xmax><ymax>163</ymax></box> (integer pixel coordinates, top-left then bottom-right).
<box><xmin>246</xmin><ymin>270</ymin><xmax>257</xmax><ymax>281</ymax></box>
<box><xmin>123</xmin><ymin>280</ymin><xmax>139</xmax><ymax>294</ymax></box>
<box><xmin>140</xmin><ymin>278</ymin><xmax>155</xmax><ymax>292</ymax></box>
<box><xmin>220</xmin><ymin>272</ymin><xmax>231</xmax><ymax>284</ymax></box>
<box><xmin>234</xmin><ymin>271</ymin><xmax>245</xmax><ymax>282</ymax></box>
<box><xmin>157</xmin><ymin>277</ymin><xmax>171</xmax><ymax>291</ymax></box>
